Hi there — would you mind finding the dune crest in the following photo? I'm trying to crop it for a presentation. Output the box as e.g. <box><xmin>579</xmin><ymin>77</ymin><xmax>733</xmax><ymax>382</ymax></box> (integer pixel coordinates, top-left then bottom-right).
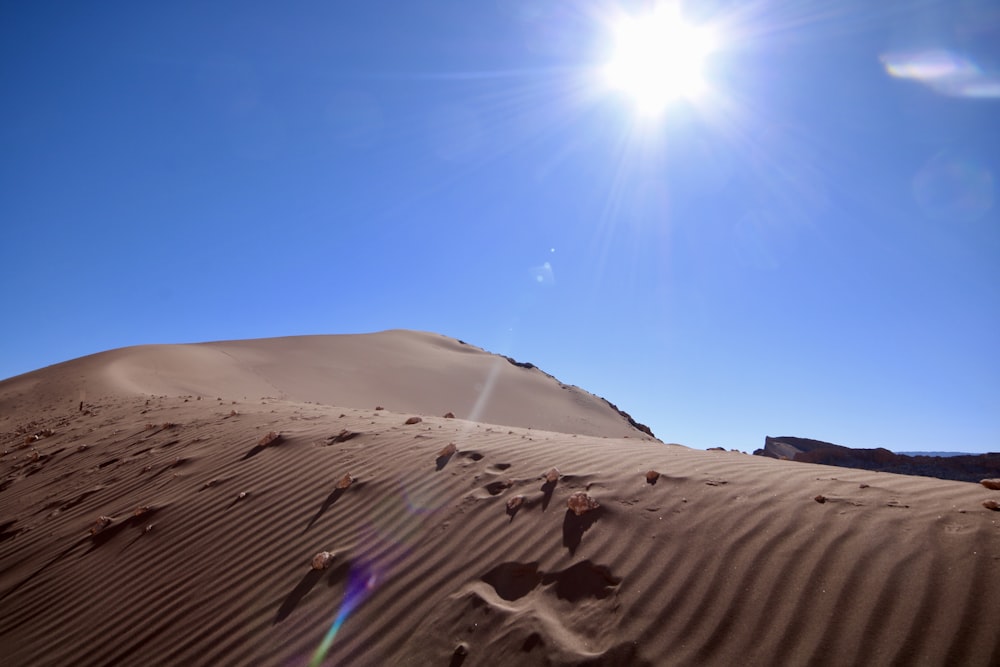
<box><xmin>0</xmin><ymin>331</ymin><xmax>655</xmax><ymax>440</ymax></box>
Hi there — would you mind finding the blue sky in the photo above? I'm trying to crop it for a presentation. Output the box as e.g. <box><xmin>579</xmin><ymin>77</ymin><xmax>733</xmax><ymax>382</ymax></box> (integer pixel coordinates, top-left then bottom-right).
<box><xmin>2</xmin><ymin>1</ymin><xmax>998</xmax><ymax>453</ymax></box>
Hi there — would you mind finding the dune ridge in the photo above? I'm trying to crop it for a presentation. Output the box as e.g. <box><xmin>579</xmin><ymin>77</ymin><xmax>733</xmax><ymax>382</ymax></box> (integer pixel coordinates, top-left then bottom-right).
<box><xmin>0</xmin><ymin>331</ymin><xmax>654</xmax><ymax>441</ymax></box>
<box><xmin>1</xmin><ymin>332</ymin><xmax>998</xmax><ymax>666</ymax></box>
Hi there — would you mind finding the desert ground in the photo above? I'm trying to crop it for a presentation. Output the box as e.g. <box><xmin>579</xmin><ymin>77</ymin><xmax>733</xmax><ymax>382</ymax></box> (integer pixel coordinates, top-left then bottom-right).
<box><xmin>1</xmin><ymin>331</ymin><xmax>998</xmax><ymax>666</ymax></box>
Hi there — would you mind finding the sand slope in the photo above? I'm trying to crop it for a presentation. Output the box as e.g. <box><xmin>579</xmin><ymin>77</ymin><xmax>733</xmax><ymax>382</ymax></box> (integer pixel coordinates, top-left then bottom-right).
<box><xmin>1</xmin><ymin>335</ymin><xmax>999</xmax><ymax>666</ymax></box>
<box><xmin>0</xmin><ymin>331</ymin><xmax>653</xmax><ymax>440</ymax></box>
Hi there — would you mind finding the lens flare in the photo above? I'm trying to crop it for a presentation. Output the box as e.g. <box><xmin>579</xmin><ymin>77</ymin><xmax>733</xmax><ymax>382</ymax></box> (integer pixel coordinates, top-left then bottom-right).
<box><xmin>467</xmin><ymin>356</ymin><xmax>503</xmax><ymax>423</ymax></box>
<box><xmin>308</xmin><ymin>565</ymin><xmax>377</xmax><ymax>667</ymax></box>
<box><xmin>881</xmin><ymin>50</ymin><xmax>1000</xmax><ymax>98</ymax></box>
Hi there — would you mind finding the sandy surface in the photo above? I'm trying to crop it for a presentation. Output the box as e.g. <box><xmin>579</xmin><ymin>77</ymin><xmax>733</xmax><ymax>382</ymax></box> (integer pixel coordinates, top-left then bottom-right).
<box><xmin>1</xmin><ymin>331</ymin><xmax>998</xmax><ymax>666</ymax></box>
<box><xmin>0</xmin><ymin>330</ymin><xmax>652</xmax><ymax>440</ymax></box>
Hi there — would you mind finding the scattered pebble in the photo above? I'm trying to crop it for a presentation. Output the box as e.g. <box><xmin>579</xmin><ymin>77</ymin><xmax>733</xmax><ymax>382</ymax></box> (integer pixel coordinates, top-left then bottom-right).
<box><xmin>544</xmin><ymin>467</ymin><xmax>560</xmax><ymax>484</ymax></box>
<box><xmin>312</xmin><ymin>551</ymin><xmax>335</xmax><ymax>570</ymax></box>
<box><xmin>439</xmin><ymin>443</ymin><xmax>457</xmax><ymax>458</ymax></box>
<box><xmin>980</xmin><ymin>479</ymin><xmax>1000</xmax><ymax>491</ymax></box>
<box><xmin>90</xmin><ymin>515</ymin><xmax>113</xmax><ymax>536</ymax></box>
<box><xmin>814</xmin><ymin>495</ymin><xmax>827</xmax><ymax>504</ymax></box>
<box><xmin>506</xmin><ymin>495</ymin><xmax>524</xmax><ymax>512</ymax></box>
<box><xmin>567</xmin><ymin>491</ymin><xmax>599</xmax><ymax>516</ymax></box>
<box><xmin>336</xmin><ymin>473</ymin><xmax>354</xmax><ymax>489</ymax></box>
<box><xmin>375</xmin><ymin>406</ymin><xmax>385</xmax><ymax>411</ymax></box>
<box><xmin>404</xmin><ymin>416</ymin><xmax>422</xmax><ymax>425</ymax></box>
<box><xmin>859</xmin><ymin>484</ymin><xmax>870</xmax><ymax>489</ymax></box>
<box><xmin>443</xmin><ymin>412</ymin><xmax>456</xmax><ymax>419</ymax></box>
<box><xmin>646</xmin><ymin>470</ymin><xmax>660</xmax><ymax>484</ymax></box>
<box><xmin>238</xmin><ymin>491</ymin><xmax>248</xmax><ymax>500</ymax></box>
<box><xmin>328</xmin><ymin>429</ymin><xmax>359</xmax><ymax>444</ymax></box>
<box><xmin>983</xmin><ymin>500</ymin><xmax>999</xmax><ymax>511</ymax></box>
<box><xmin>257</xmin><ymin>431</ymin><xmax>282</xmax><ymax>447</ymax></box>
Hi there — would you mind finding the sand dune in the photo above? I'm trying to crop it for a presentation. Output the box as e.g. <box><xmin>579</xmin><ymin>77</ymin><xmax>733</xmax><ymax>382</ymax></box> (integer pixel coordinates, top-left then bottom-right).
<box><xmin>1</xmin><ymin>332</ymin><xmax>998</xmax><ymax>666</ymax></box>
<box><xmin>0</xmin><ymin>331</ymin><xmax>653</xmax><ymax>441</ymax></box>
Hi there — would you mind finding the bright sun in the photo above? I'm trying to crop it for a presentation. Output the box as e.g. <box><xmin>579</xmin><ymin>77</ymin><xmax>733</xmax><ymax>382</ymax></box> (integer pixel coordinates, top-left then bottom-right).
<box><xmin>603</xmin><ymin>4</ymin><xmax>718</xmax><ymax>115</ymax></box>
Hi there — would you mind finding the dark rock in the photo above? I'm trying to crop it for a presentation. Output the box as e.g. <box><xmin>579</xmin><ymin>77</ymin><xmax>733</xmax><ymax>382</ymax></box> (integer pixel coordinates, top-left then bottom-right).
<box><xmin>754</xmin><ymin>436</ymin><xmax>1000</xmax><ymax>484</ymax></box>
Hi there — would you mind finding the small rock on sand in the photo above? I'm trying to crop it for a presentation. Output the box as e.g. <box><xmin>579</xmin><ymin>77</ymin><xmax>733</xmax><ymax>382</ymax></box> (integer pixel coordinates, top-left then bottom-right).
<box><xmin>257</xmin><ymin>431</ymin><xmax>281</xmax><ymax>447</ymax></box>
<box><xmin>443</xmin><ymin>412</ymin><xmax>456</xmax><ymax>419</ymax></box>
<box><xmin>646</xmin><ymin>470</ymin><xmax>660</xmax><ymax>484</ymax></box>
<box><xmin>439</xmin><ymin>443</ymin><xmax>457</xmax><ymax>458</ymax></box>
<box><xmin>311</xmin><ymin>551</ymin><xmax>335</xmax><ymax>570</ymax></box>
<box><xmin>567</xmin><ymin>491</ymin><xmax>599</xmax><ymax>516</ymax></box>
<box><xmin>90</xmin><ymin>515</ymin><xmax>113</xmax><ymax>536</ymax></box>
<box><xmin>336</xmin><ymin>473</ymin><xmax>354</xmax><ymax>489</ymax></box>
<box><xmin>544</xmin><ymin>467</ymin><xmax>560</xmax><ymax>483</ymax></box>
<box><xmin>814</xmin><ymin>495</ymin><xmax>827</xmax><ymax>504</ymax></box>
<box><xmin>981</xmin><ymin>479</ymin><xmax>1000</xmax><ymax>491</ymax></box>
<box><xmin>506</xmin><ymin>495</ymin><xmax>524</xmax><ymax>512</ymax></box>
<box><xmin>983</xmin><ymin>500</ymin><xmax>999</xmax><ymax>511</ymax></box>
<box><xmin>404</xmin><ymin>416</ymin><xmax>422</xmax><ymax>425</ymax></box>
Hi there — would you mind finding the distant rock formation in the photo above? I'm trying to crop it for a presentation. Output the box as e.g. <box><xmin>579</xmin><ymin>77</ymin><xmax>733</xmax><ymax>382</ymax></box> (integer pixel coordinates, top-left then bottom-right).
<box><xmin>754</xmin><ymin>436</ymin><xmax>1000</xmax><ymax>483</ymax></box>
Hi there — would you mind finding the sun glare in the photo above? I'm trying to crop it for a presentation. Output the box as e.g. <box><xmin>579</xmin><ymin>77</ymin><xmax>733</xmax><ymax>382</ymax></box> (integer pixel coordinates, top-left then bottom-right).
<box><xmin>604</xmin><ymin>4</ymin><xmax>717</xmax><ymax>115</ymax></box>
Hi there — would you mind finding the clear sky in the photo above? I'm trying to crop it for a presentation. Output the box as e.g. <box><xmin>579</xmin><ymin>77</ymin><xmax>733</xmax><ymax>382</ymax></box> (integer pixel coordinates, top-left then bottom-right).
<box><xmin>2</xmin><ymin>1</ymin><xmax>998</xmax><ymax>453</ymax></box>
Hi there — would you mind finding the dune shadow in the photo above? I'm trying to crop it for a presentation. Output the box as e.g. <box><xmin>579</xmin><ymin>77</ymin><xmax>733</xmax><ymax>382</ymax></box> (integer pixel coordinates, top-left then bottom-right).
<box><xmin>0</xmin><ymin>536</ymin><xmax>87</xmax><ymax>605</ymax></box>
<box><xmin>540</xmin><ymin>480</ymin><xmax>556</xmax><ymax>510</ymax></box>
<box><xmin>436</xmin><ymin>452</ymin><xmax>455</xmax><ymax>471</ymax></box>
<box><xmin>274</xmin><ymin>570</ymin><xmax>324</xmax><ymax>624</ymax></box>
<box><xmin>242</xmin><ymin>444</ymin><xmax>267</xmax><ymax>461</ymax></box>
<box><xmin>0</xmin><ymin>520</ymin><xmax>20</xmax><ymax>543</ymax></box>
<box><xmin>305</xmin><ymin>488</ymin><xmax>345</xmax><ymax>532</ymax></box>
<box><xmin>562</xmin><ymin>509</ymin><xmax>600</xmax><ymax>555</ymax></box>
<box><xmin>324</xmin><ymin>560</ymin><xmax>351</xmax><ymax>588</ymax></box>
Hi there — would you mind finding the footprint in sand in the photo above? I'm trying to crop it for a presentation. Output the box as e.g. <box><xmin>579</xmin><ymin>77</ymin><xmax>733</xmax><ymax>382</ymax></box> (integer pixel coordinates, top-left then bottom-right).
<box><xmin>484</xmin><ymin>479</ymin><xmax>513</xmax><ymax>496</ymax></box>
<box><xmin>481</xmin><ymin>560</ymin><xmax>621</xmax><ymax>603</ymax></box>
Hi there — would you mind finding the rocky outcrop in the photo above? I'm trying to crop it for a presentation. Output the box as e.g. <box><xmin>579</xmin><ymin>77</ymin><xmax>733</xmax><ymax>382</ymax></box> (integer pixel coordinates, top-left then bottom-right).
<box><xmin>754</xmin><ymin>436</ymin><xmax>1000</xmax><ymax>483</ymax></box>
<box><xmin>597</xmin><ymin>396</ymin><xmax>656</xmax><ymax>439</ymax></box>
